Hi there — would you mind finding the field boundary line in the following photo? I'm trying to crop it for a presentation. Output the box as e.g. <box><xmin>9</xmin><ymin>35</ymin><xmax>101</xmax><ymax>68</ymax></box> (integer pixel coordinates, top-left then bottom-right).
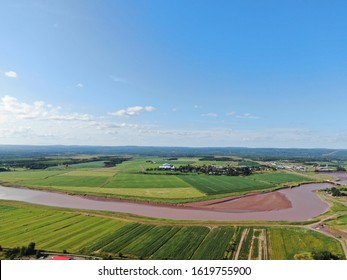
<box><xmin>233</xmin><ymin>228</ymin><xmax>249</xmax><ymax>260</ymax></box>
<box><xmin>248</xmin><ymin>230</ymin><xmax>255</xmax><ymax>260</ymax></box>
<box><xmin>148</xmin><ymin>227</ymin><xmax>182</xmax><ymax>259</ymax></box>
<box><xmin>190</xmin><ymin>227</ymin><xmax>213</xmax><ymax>259</ymax></box>
<box><xmin>261</xmin><ymin>229</ymin><xmax>268</xmax><ymax>260</ymax></box>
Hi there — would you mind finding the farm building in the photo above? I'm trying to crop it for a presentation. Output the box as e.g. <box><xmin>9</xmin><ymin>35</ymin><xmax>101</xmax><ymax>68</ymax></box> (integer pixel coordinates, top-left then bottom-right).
<box><xmin>158</xmin><ymin>163</ymin><xmax>175</xmax><ymax>170</ymax></box>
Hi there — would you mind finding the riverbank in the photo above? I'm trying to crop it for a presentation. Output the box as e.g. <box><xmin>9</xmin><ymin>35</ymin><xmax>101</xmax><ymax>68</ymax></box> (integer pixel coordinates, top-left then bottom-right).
<box><xmin>0</xmin><ymin>182</ymin><xmax>333</xmax><ymax>221</ymax></box>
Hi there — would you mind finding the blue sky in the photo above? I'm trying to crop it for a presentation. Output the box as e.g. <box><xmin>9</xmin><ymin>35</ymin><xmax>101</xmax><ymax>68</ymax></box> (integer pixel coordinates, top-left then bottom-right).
<box><xmin>0</xmin><ymin>0</ymin><xmax>346</xmax><ymax>148</ymax></box>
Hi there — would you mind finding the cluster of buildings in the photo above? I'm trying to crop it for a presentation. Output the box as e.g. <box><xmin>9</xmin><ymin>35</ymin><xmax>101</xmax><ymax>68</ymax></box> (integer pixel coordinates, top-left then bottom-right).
<box><xmin>269</xmin><ymin>162</ymin><xmax>307</xmax><ymax>171</ymax></box>
<box><xmin>314</xmin><ymin>165</ymin><xmax>335</xmax><ymax>172</ymax></box>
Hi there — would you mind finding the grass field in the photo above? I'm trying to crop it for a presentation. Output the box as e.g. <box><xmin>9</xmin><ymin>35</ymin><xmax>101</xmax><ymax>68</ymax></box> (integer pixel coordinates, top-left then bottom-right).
<box><xmin>0</xmin><ymin>200</ymin><xmax>344</xmax><ymax>260</ymax></box>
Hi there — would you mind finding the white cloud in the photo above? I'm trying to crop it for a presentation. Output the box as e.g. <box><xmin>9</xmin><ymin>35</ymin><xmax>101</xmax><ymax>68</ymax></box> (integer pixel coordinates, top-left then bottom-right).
<box><xmin>172</xmin><ymin>108</ymin><xmax>177</xmax><ymax>112</ymax></box>
<box><xmin>4</xmin><ymin>71</ymin><xmax>18</xmax><ymax>78</ymax></box>
<box><xmin>109</xmin><ymin>106</ymin><xmax>156</xmax><ymax>117</ymax></box>
<box><xmin>76</xmin><ymin>83</ymin><xmax>84</xmax><ymax>88</ymax></box>
<box><xmin>0</xmin><ymin>95</ymin><xmax>92</xmax><ymax>121</ymax></box>
<box><xmin>236</xmin><ymin>113</ymin><xmax>259</xmax><ymax>119</ymax></box>
<box><xmin>49</xmin><ymin>113</ymin><xmax>92</xmax><ymax>121</ymax></box>
<box><xmin>226</xmin><ymin>112</ymin><xmax>236</xmax><ymax>116</ymax></box>
<box><xmin>88</xmin><ymin>121</ymin><xmax>139</xmax><ymax>130</ymax></box>
<box><xmin>201</xmin><ymin>112</ymin><xmax>218</xmax><ymax>117</ymax></box>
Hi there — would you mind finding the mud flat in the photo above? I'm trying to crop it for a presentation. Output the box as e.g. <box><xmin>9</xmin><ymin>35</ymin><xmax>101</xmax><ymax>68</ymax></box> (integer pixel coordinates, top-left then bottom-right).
<box><xmin>187</xmin><ymin>192</ymin><xmax>292</xmax><ymax>212</ymax></box>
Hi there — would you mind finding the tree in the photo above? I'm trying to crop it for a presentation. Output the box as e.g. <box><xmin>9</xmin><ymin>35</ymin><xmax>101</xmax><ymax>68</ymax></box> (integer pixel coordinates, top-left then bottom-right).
<box><xmin>20</xmin><ymin>246</ymin><xmax>26</xmax><ymax>257</ymax></box>
<box><xmin>36</xmin><ymin>250</ymin><xmax>42</xmax><ymax>259</ymax></box>
<box><xmin>26</xmin><ymin>242</ymin><xmax>36</xmax><ymax>255</ymax></box>
<box><xmin>336</xmin><ymin>166</ymin><xmax>346</xmax><ymax>172</ymax></box>
<box><xmin>312</xmin><ymin>250</ymin><xmax>340</xmax><ymax>260</ymax></box>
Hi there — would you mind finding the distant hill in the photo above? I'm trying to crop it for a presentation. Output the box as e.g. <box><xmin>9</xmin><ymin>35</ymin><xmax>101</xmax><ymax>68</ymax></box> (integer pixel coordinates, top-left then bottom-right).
<box><xmin>0</xmin><ymin>145</ymin><xmax>347</xmax><ymax>160</ymax></box>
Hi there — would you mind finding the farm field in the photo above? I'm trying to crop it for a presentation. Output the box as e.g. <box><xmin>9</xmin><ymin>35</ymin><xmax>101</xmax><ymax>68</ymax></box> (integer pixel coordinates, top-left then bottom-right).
<box><xmin>179</xmin><ymin>175</ymin><xmax>273</xmax><ymax>195</ymax></box>
<box><xmin>0</xmin><ymin>156</ymin><xmax>316</xmax><ymax>202</ymax></box>
<box><xmin>250</xmin><ymin>173</ymin><xmax>310</xmax><ymax>185</ymax></box>
<box><xmin>0</xmin><ymin>200</ymin><xmax>344</xmax><ymax>260</ymax></box>
<box><xmin>267</xmin><ymin>227</ymin><xmax>344</xmax><ymax>259</ymax></box>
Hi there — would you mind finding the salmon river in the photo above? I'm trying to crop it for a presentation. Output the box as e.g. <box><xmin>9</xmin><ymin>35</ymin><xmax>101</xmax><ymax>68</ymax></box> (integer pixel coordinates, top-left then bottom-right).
<box><xmin>0</xmin><ymin>172</ymin><xmax>346</xmax><ymax>221</ymax></box>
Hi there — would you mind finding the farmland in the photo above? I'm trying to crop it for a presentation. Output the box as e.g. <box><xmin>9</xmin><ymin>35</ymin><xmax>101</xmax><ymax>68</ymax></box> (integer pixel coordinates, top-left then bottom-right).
<box><xmin>267</xmin><ymin>227</ymin><xmax>344</xmax><ymax>259</ymax></box>
<box><xmin>0</xmin><ymin>156</ymin><xmax>316</xmax><ymax>202</ymax></box>
<box><xmin>0</xmin><ymin>200</ymin><xmax>344</xmax><ymax>260</ymax></box>
<box><xmin>0</xmin><ymin>151</ymin><xmax>345</xmax><ymax>260</ymax></box>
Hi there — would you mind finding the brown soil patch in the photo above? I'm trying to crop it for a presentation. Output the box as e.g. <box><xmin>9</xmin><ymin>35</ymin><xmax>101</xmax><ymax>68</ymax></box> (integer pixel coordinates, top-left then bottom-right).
<box><xmin>188</xmin><ymin>192</ymin><xmax>292</xmax><ymax>212</ymax></box>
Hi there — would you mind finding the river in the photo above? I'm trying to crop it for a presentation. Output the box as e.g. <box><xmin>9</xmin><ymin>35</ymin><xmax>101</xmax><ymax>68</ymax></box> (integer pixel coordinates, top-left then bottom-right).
<box><xmin>0</xmin><ymin>172</ymin><xmax>344</xmax><ymax>221</ymax></box>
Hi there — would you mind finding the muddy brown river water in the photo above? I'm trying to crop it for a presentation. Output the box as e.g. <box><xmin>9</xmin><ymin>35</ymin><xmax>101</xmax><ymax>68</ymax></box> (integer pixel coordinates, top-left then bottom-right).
<box><xmin>0</xmin><ymin>172</ymin><xmax>345</xmax><ymax>221</ymax></box>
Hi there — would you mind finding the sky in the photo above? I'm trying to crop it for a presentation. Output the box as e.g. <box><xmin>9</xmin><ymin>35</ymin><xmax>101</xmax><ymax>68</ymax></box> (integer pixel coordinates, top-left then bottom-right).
<box><xmin>0</xmin><ymin>0</ymin><xmax>346</xmax><ymax>148</ymax></box>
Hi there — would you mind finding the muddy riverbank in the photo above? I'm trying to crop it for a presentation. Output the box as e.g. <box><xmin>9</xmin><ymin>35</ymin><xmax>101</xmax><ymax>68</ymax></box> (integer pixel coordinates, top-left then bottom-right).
<box><xmin>1</xmin><ymin>172</ymin><xmax>345</xmax><ymax>221</ymax></box>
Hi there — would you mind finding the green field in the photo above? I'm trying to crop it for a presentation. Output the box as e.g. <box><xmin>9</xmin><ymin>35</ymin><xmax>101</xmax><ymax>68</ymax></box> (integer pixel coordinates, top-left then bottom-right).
<box><xmin>46</xmin><ymin>161</ymin><xmax>106</xmax><ymax>170</ymax></box>
<box><xmin>0</xmin><ymin>156</ymin><xmax>316</xmax><ymax>202</ymax></box>
<box><xmin>179</xmin><ymin>175</ymin><xmax>273</xmax><ymax>195</ymax></box>
<box><xmin>250</xmin><ymin>173</ymin><xmax>310</xmax><ymax>184</ymax></box>
<box><xmin>104</xmin><ymin>174</ymin><xmax>192</xmax><ymax>188</ymax></box>
<box><xmin>0</xmin><ymin>201</ymin><xmax>344</xmax><ymax>260</ymax></box>
<box><xmin>191</xmin><ymin>227</ymin><xmax>235</xmax><ymax>259</ymax></box>
<box><xmin>267</xmin><ymin>227</ymin><xmax>344</xmax><ymax>259</ymax></box>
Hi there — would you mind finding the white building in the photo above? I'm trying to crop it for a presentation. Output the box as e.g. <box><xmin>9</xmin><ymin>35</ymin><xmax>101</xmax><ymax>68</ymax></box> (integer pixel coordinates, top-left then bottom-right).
<box><xmin>159</xmin><ymin>163</ymin><xmax>175</xmax><ymax>170</ymax></box>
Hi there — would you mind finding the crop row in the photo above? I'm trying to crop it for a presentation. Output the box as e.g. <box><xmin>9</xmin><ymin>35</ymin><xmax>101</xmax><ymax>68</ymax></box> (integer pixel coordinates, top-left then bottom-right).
<box><xmin>83</xmin><ymin>223</ymin><xmax>139</xmax><ymax>252</ymax></box>
<box><xmin>121</xmin><ymin>226</ymin><xmax>180</xmax><ymax>257</ymax></box>
<box><xmin>151</xmin><ymin>226</ymin><xmax>210</xmax><ymax>259</ymax></box>
<box><xmin>191</xmin><ymin>227</ymin><xmax>235</xmax><ymax>260</ymax></box>
<box><xmin>0</xmin><ymin>201</ymin><xmax>344</xmax><ymax>260</ymax></box>
<box><xmin>179</xmin><ymin>176</ymin><xmax>272</xmax><ymax>195</ymax></box>
<box><xmin>101</xmin><ymin>224</ymin><xmax>155</xmax><ymax>253</ymax></box>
